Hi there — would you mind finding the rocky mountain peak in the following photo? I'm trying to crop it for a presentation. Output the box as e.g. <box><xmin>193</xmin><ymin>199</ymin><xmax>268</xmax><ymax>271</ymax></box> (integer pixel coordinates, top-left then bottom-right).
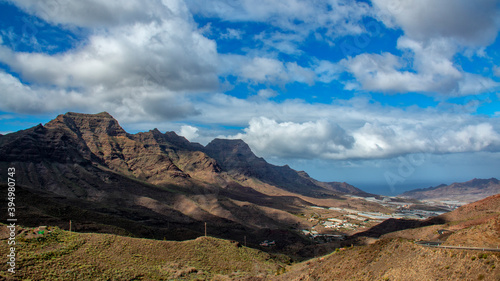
<box><xmin>205</xmin><ymin>139</ymin><xmax>256</xmax><ymax>158</ymax></box>
<box><xmin>45</xmin><ymin>112</ymin><xmax>127</xmax><ymax>137</ymax></box>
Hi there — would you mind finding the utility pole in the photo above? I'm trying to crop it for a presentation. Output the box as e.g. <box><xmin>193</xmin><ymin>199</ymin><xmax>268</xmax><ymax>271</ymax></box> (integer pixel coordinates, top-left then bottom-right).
<box><xmin>69</xmin><ymin>220</ymin><xmax>72</xmax><ymax>232</ymax></box>
<box><xmin>204</xmin><ymin>222</ymin><xmax>207</xmax><ymax>237</ymax></box>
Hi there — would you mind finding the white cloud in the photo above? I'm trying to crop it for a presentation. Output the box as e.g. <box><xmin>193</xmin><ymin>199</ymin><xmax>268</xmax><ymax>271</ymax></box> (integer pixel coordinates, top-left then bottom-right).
<box><xmin>190</xmin><ymin>93</ymin><xmax>500</xmax><ymax>160</ymax></box>
<box><xmin>372</xmin><ymin>0</ymin><xmax>500</xmax><ymax>47</ymax></box>
<box><xmin>0</xmin><ymin>0</ymin><xmax>218</xmax><ymax>122</ymax></box>
<box><xmin>0</xmin><ymin>70</ymin><xmax>199</xmax><ymax>123</ymax></box>
<box><xmin>7</xmin><ymin>0</ymin><xmax>178</xmax><ymax>28</ymax></box>
<box><xmin>0</xmin><ymin>19</ymin><xmax>218</xmax><ymax>91</ymax></box>
<box><xmin>179</xmin><ymin>125</ymin><xmax>199</xmax><ymax>141</ymax></box>
<box><xmin>186</xmin><ymin>0</ymin><xmax>371</xmax><ymax>38</ymax></box>
<box><xmin>230</xmin><ymin>116</ymin><xmax>500</xmax><ymax>160</ymax></box>
<box><xmin>314</xmin><ymin>60</ymin><xmax>342</xmax><ymax>83</ymax></box>
<box><xmin>340</xmin><ymin>37</ymin><xmax>499</xmax><ymax>96</ymax></box>
<box><xmin>221</xmin><ymin>56</ymin><xmax>316</xmax><ymax>85</ymax></box>
<box><xmin>231</xmin><ymin>117</ymin><xmax>354</xmax><ymax>159</ymax></box>
<box><xmin>0</xmin><ymin>70</ymin><xmax>87</xmax><ymax>114</ymax></box>
<box><xmin>239</xmin><ymin>57</ymin><xmax>288</xmax><ymax>83</ymax></box>
<box><xmin>346</xmin><ymin>0</ymin><xmax>500</xmax><ymax>96</ymax></box>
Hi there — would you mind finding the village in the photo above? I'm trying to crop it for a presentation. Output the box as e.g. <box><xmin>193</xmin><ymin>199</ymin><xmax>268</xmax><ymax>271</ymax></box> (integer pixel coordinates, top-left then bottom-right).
<box><xmin>298</xmin><ymin>195</ymin><xmax>456</xmax><ymax>243</ymax></box>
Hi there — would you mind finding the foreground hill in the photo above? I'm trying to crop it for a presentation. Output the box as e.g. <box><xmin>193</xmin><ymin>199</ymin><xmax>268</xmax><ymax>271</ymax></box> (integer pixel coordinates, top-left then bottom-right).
<box><xmin>1</xmin><ymin>196</ymin><xmax>498</xmax><ymax>280</ymax></box>
<box><xmin>0</xmin><ymin>225</ymin><xmax>289</xmax><ymax>280</ymax></box>
<box><xmin>399</xmin><ymin>178</ymin><xmax>500</xmax><ymax>203</ymax></box>
<box><xmin>274</xmin><ymin>238</ymin><xmax>499</xmax><ymax>281</ymax></box>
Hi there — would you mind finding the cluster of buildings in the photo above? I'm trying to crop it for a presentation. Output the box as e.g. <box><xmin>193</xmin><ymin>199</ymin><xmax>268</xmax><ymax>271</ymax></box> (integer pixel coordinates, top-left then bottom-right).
<box><xmin>301</xmin><ymin>229</ymin><xmax>345</xmax><ymax>242</ymax></box>
<box><xmin>299</xmin><ymin>195</ymin><xmax>454</xmax><ymax>242</ymax></box>
<box><xmin>322</xmin><ymin>218</ymin><xmax>357</xmax><ymax>230</ymax></box>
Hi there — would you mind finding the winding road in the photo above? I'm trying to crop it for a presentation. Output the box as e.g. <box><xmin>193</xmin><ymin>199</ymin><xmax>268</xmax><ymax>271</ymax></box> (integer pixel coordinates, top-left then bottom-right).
<box><xmin>415</xmin><ymin>241</ymin><xmax>500</xmax><ymax>252</ymax></box>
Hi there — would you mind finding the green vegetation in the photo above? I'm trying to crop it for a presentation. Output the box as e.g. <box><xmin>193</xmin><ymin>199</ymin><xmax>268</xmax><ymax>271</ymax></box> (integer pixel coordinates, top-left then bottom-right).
<box><xmin>478</xmin><ymin>253</ymin><xmax>488</xmax><ymax>259</ymax></box>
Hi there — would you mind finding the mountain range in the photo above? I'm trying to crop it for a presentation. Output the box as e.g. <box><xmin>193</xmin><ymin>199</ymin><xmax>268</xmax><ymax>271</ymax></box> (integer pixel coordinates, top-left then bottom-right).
<box><xmin>399</xmin><ymin>178</ymin><xmax>500</xmax><ymax>203</ymax></box>
<box><xmin>0</xmin><ymin>112</ymin><xmax>377</xmax><ymax>254</ymax></box>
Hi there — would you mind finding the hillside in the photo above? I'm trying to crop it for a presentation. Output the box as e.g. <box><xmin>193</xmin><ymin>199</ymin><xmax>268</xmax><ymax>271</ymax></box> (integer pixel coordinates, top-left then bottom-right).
<box><xmin>274</xmin><ymin>194</ymin><xmax>500</xmax><ymax>280</ymax></box>
<box><xmin>273</xmin><ymin>238</ymin><xmax>499</xmax><ymax>281</ymax></box>
<box><xmin>399</xmin><ymin>178</ymin><xmax>500</xmax><ymax>203</ymax></box>
<box><xmin>0</xmin><ymin>225</ymin><xmax>289</xmax><ymax>280</ymax></box>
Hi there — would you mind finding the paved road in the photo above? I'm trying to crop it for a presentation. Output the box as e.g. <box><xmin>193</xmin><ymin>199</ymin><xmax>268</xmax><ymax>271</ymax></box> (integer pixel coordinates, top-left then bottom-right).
<box><xmin>415</xmin><ymin>241</ymin><xmax>500</xmax><ymax>252</ymax></box>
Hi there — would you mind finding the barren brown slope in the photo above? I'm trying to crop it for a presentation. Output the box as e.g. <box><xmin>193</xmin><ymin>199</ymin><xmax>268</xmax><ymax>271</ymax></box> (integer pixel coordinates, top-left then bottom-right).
<box><xmin>440</xmin><ymin>193</ymin><xmax>500</xmax><ymax>222</ymax></box>
<box><xmin>273</xmin><ymin>238</ymin><xmax>500</xmax><ymax>281</ymax></box>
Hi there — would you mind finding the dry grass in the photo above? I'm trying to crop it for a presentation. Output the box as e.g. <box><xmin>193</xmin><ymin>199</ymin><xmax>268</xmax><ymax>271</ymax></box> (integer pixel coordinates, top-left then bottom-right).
<box><xmin>0</xmin><ymin>225</ymin><xmax>289</xmax><ymax>280</ymax></box>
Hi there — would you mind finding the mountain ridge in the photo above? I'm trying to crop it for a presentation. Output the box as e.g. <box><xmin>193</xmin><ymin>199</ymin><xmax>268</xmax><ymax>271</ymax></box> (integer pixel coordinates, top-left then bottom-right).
<box><xmin>399</xmin><ymin>178</ymin><xmax>500</xmax><ymax>203</ymax></box>
<box><xmin>22</xmin><ymin>111</ymin><xmax>368</xmax><ymax>197</ymax></box>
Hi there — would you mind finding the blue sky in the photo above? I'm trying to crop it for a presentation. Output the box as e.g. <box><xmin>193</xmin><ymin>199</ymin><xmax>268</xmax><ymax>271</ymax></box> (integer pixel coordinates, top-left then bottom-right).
<box><xmin>1</xmin><ymin>0</ymin><xmax>499</xmax><ymax>195</ymax></box>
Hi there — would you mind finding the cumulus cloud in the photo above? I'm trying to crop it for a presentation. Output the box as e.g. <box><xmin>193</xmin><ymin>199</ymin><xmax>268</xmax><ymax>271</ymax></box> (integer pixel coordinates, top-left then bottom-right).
<box><xmin>194</xmin><ymin>94</ymin><xmax>500</xmax><ymax>160</ymax></box>
<box><xmin>0</xmin><ymin>0</ymin><xmax>219</xmax><ymax>122</ymax></box>
<box><xmin>231</xmin><ymin>117</ymin><xmax>354</xmax><ymax>159</ymax></box>
<box><xmin>372</xmin><ymin>0</ymin><xmax>500</xmax><ymax>47</ymax></box>
<box><xmin>230</xmin><ymin>115</ymin><xmax>500</xmax><ymax>160</ymax></box>
<box><xmin>0</xmin><ymin>12</ymin><xmax>218</xmax><ymax>91</ymax></box>
<box><xmin>0</xmin><ymin>70</ymin><xmax>199</xmax><ymax>122</ymax></box>
<box><xmin>0</xmin><ymin>70</ymin><xmax>87</xmax><ymax>114</ymax></box>
<box><xmin>179</xmin><ymin>125</ymin><xmax>199</xmax><ymax>141</ymax></box>
<box><xmin>340</xmin><ymin>36</ymin><xmax>499</xmax><ymax>96</ymax></box>
<box><xmin>332</xmin><ymin>0</ymin><xmax>500</xmax><ymax>96</ymax></box>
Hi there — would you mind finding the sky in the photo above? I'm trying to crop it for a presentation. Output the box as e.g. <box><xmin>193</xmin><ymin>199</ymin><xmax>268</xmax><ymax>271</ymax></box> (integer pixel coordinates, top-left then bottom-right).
<box><xmin>0</xmin><ymin>0</ymin><xmax>499</xmax><ymax>195</ymax></box>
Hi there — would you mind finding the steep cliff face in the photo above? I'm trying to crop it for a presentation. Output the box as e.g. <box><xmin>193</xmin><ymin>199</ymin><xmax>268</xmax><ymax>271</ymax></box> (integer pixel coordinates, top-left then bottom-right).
<box><xmin>40</xmin><ymin>112</ymin><xmax>227</xmax><ymax>186</ymax></box>
<box><xmin>0</xmin><ymin>122</ymin><xmax>93</xmax><ymax>165</ymax></box>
